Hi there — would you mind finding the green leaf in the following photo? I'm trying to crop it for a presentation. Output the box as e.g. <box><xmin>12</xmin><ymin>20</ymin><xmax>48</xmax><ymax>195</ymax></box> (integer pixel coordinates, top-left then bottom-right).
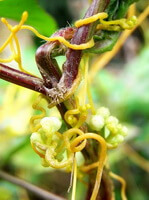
<box><xmin>0</xmin><ymin>0</ymin><xmax>57</xmax><ymax>36</ymax></box>
<box><xmin>106</xmin><ymin>0</ymin><xmax>139</xmax><ymax>19</ymax></box>
<box><xmin>85</xmin><ymin>32</ymin><xmax>119</xmax><ymax>54</ymax></box>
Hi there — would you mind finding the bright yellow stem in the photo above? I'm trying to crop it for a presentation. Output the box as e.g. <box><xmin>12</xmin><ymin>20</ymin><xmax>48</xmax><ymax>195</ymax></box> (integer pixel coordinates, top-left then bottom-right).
<box><xmin>71</xmin><ymin>155</ymin><xmax>77</xmax><ymax>200</ymax></box>
<box><xmin>70</xmin><ymin>133</ymin><xmax>107</xmax><ymax>200</ymax></box>
<box><xmin>110</xmin><ymin>172</ymin><xmax>127</xmax><ymax>200</ymax></box>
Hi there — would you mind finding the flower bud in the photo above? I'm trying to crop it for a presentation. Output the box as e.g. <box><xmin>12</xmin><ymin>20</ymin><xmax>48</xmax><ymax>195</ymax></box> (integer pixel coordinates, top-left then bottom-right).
<box><xmin>120</xmin><ymin>126</ymin><xmax>128</xmax><ymax>136</ymax></box>
<box><xmin>106</xmin><ymin>123</ymin><xmax>118</xmax><ymax>135</ymax></box>
<box><xmin>89</xmin><ymin>115</ymin><xmax>105</xmax><ymax>131</ymax></box>
<box><xmin>131</xmin><ymin>16</ymin><xmax>137</xmax><ymax>23</ymax></box>
<box><xmin>40</xmin><ymin>117</ymin><xmax>62</xmax><ymax>133</ymax></box>
<box><xmin>115</xmin><ymin>134</ymin><xmax>124</xmax><ymax>143</ymax></box>
<box><xmin>97</xmin><ymin>107</ymin><xmax>110</xmax><ymax>119</ymax></box>
<box><xmin>30</xmin><ymin>132</ymin><xmax>43</xmax><ymax>143</ymax></box>
<box><xmin>106</xmin><ymin>116</ymin><xmax>119</xmax><ymax>125</ymax></box>
<box><xmin>107</xmin><ymin>134</ymin><xmax>124</xmax><ymax>145</ymax></box>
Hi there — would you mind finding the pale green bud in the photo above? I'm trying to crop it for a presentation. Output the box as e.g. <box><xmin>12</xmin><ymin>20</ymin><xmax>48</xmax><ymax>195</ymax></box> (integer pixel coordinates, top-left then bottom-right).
<box><xmin>97</xmin><ymin>107</ymin><xmax>110</xmax><ymax>119</ymax></box>
<box><xmin>68</xmin><ymin>116</ymin><xmax>77</xmax><ymax>125</ymax></box>
<box><xmin>106</xmin><ymin>116</ymin><xmax>119</xmax><ymax>125</ymax></box>
<box><xmin>131</xmin><ymin>16</ymin><xmax>137</xmax><ymax>23</ymax></box>
<box><xmin>117</xmin><ymin>124</ymin><xmax>123</xmax><ymax>130</ymax></box>
<box><xmin>89</xmin><ymin>115</ymin><xmax>105</xmax><ymax>131</ymax></box>
<box><xmin>126</xmin><ymin>16</ymin><xmax>137</xmax><ymax>29</ymax></box>
<box><xmin>120</xmin><ymin>126</ymin><xmax>128</xmax><ymax>136</ymax></box>
<box><xmin>106</xmin><ymin>124</ymin><xmax>118</xmax><ymax>135</ymax></box>
<box><xmin>127</xmin><ymin>20</ymin><xmax>134</xmax><ymax>26</ymax></box>
<box><xmin>40</xmin><ymin>117</ymin><xmax>62</xmax><ymax>133</ymax></box>
<box><xmin>117</xmin><ymin>124</ymin><xmax>128</xmax><ymax>136</ymax></box>
<box><xmin>30</xmin><ymin>132</ymin><xmax>43</xmax><ymax>143</ymax></box>
<box><xmin>115</xmin><ymin>134</ymin><xmax>124</xmax><ymax>143</ymax></box>
<box><xmin>80</xmin><ymin>104</ymin><xmax>91</xmax><ymax>112</ymax></box>
<box><xmin>108</xmin><ymin>134</ymin><xmax>124</xmax><ymax>145</ymax></box>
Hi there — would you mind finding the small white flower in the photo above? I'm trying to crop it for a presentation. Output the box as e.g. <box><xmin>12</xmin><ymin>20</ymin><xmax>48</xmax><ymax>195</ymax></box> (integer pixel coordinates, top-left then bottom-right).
<box><xmin>40</xmin><ymin>117</ymin><xmax>62</xmax><ymax>133</ymax></box>
<box><xmin>97</xmin><ymin>107</ymin><xmax>110</xmax><ymax>119</ymax></box>
<box><xmin>106</xmin><ymin>116</ymin><xmax>119</xmax><ymax>125</ymax></box>
<box><xmin>106</xmin><ymin>123</ymin><xmax>118</xmax><ymax>135</ymax></box>
<box><xmin>115</xmin><ymin>134</ymin><xmax>124</xmax><ymax>143</ymax></box>
<box><xmin>89</xmin><ymin>115</ymin><xmax>105</xmax><ymax>131</ymax></box>
<box><xmin>120</xmin><ymin>126</ymin><xmax>128</xmax><ymax>136</ymax></box>
<box><xmin>30</xmin><ymin>132</ymin><xmax>42</xmax><ymax>143</ymax></box>
<box><xmin>108</xmin><ymin>134</ymin><xmax>124</xmax><ymax>145</ymax></box>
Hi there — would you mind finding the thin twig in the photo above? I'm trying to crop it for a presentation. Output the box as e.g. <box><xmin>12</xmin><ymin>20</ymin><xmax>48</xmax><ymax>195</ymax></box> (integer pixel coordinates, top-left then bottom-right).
<box><xmin>0</xmin><ymin>170</ymin><xmax>66</xmax><ymax>200</ymax></box>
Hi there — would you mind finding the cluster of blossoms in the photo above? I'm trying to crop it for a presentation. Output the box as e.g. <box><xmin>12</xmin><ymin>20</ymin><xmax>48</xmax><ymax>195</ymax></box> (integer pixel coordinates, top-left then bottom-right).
<box><xmin>88</xmin><ymin>107</ymin><xmax>128</xmax><ymax>147</ymax></box>
<box><xmin>30</xmin><ymin>106</ymin><xmax>128</xmax><ymax>167</ymax></box>
<box><xmin>30</xmin><ymin>116</ymin><xmax>68</xmax><ymax>168</ymax></box>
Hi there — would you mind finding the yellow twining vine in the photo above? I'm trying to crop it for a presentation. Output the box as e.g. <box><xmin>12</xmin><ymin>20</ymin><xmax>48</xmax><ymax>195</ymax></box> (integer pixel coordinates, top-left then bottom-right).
<box><xmin>0</xmin><ymin>12</ymin><xmax>30</xmax><ymax>73</ymax></box>
<box><xmin>21</xmin><ymin>24</ymin><xmax>95</xmax><ymax>50</ymax></box>
<box><xmin>96</xmin><ymin>15</ymin><xmax>137</xmax><ymax>31</ymax></box>
<box><xmin>0</xmin><ymin>11</ymin><xmax>94</xmax><ymax>76</ymax></box>
<box><xmin>30</xmin><ymin>94</ymin><xmax>46</xmax><ymax>133</ymax></box>
<box><xmin>75</xmin><ymin>12</ymin><xmax>137</xmax><ymax>31</ymax></box>
<box><xmin>0</xmin><ymin>10</ymin><xmax>137</xmax><ymax>76</ymax></box>
<box><xmin>110</xmin><ymin>172</ymin><xmax>127</xmax><ymax>200</ymax></box>
<box><xmin>64</xmin><ymin>103</ymin><xmax>91</xmax><ymax>128</ymax></box>
<box><xmin>0</xmin><ymin>9</ymin><xmax>136</xmax><ymax>200</ymax></box>
<box><xmin>75</xmin><ymin>12</ymin><xmax>108</xmax><ymax>27</ymax></box>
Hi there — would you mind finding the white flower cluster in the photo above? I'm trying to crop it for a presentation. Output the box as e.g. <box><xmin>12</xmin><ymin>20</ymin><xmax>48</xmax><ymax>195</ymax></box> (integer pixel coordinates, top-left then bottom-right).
<box><xmin>88</xmin><ymin>107</ymin><xmax>128</xmax><ymax>147</ymax></box>
<box><xmin>30</xmin><ymin>117</ymin><xmax>62</xmax><ymax>144</ymax></box>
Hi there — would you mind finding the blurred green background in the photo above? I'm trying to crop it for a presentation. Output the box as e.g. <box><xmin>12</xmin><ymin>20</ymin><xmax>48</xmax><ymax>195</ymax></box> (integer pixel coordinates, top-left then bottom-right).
<box><xmin>0</xmin><ymin>0</ymin><xmax>149</xmax><ymax>200</ymax></box>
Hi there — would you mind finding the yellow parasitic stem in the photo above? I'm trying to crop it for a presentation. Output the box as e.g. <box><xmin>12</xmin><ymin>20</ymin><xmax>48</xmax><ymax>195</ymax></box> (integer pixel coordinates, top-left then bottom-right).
<box><xmin>0</xmin><ymin>55</ymin><xmax>14</xmax><ymax>63</ymax></box>
<box><xmin>70</xmin><ymin>133</ymin><xmax>107</xmax><ymax>200</ymax></box>
<box><xmin>127</xmin><ymin>4</ymin><xmax>136</xmax><ymax>18</ymax></box>
<box><xmin>0</xmin><ymin>11</ymin><xmax>34</xmax><ymax>74</ymax></box>
<box><xmin>81</xmin><ymin>161</ymin><xmax>99</xmax><ymax>172</ymax></box>
<box><xmin>21</xmin><ymin>25</ymin><xmax>94</xmax><ymax>50</ymax></box>
<box><xmin>75</xmin><ymin>12</ymin><xmax>108</xmax><ymax>28</ymax></box>
<box><xmin>71</xmin><ymin>155</ymin><xmax>77</xmax><ymax>200</ymax></box>
<box><xmin>78</xmin><ymin>55</ymin><xmax>95</xmax><ymax>114</ymax></box>
<box><xmin>110</xmin><ymin>172</ymin><xmax>127</xmax><ymax>200</ymax></box>
<box><xmin>30</xmin><ymin>95</ymin><xmax>46</xmax><ymax>132</ymax></box>
<box><xmin>64</xmin><ymin>128</ymin><xmax>86</xmax><ymax>152</ymax></box>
